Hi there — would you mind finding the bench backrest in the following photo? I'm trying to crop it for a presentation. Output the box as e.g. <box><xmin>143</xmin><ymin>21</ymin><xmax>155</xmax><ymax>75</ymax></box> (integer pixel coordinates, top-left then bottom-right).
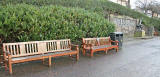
<box><xmin>3</xmin><ymin>39</ymin><xmax>71</xmax><ymax>57</ymax></box>
<box><xmin>82</xmin><ymin>37</ymin><xmax>111</xmax><ymax>46</ymax></box>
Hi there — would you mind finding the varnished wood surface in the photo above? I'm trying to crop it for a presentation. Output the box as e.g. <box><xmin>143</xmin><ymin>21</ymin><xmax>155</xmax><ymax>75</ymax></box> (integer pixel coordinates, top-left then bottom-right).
<box><xmin>82</xmin><ymin>37</ymin><xmax>118</xmax><ymax>57</ymax></box>
<box><xmin>2</xmin><ymin>39</ymin><xmax>79</xmax><ymax>74</ymax></box>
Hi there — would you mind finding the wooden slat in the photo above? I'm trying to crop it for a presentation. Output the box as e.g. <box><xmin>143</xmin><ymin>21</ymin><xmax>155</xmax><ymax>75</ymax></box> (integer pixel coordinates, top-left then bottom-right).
<box><xmin>46</xmin><ymin>49</ymin><xmax>70</xmax><ymax>53</ymax></box>
<box><xmin>46</xmin><ymin>42</ymin><xmax>50</xmax><ymax>51</ymax></box>
<box><xmin>53</xmin><ymin>42</ymin><xmax>56</xmax><ymax>50</ymax></box>
<box><xmin>36</xmin><ymin>43</ymin><xmax>38</xmax><ymax>52</ymax></box>
<box><xmin>9</xmin><ymin>45</ymin><xmax>13</xmax><ymax>55</ymax></box>
<box><xmin>11</xmin><ymin>52</ymin><xmax>41</xmax><ymax>57</ymax></box>
<box><xmin>13</xmin><ymin>45</ymin><xmax>16</xmax><ymax>55</ymax></box>
<box><xmin>57</xmin><ymin>41</ymin><xmax>60</xmax><ymax>50</ymax></box>
<box><xmin>31</xmin><ymin>44</ymin><xmax>34</xmax><ymax>53</ymax></box>
<box><xmin>26</xmin><ymin>44</ymin><xmax>29</xmax><ymax>54</ymax></box>
<box><xmin>68</xmin><ymin>41</ymin><xmax>69</xmax><ymax>48</ymax></box>
<box><xmin>16</xmin><ymin>45</ymin><xmax>19</xmax><ymax>55</ymax></box>
<box><xmin>62</xmin><ymin>41</ymin><xmax>64</xmax><ymax>49</ymax></box>
<box><xmin>38</xmin><ymin>42</ymin><xmax>46</xmax><ymax>53</ymax></box>
<box><xmin>51</xmin><ymin>42</ymin><xmax>53</xmax><ymax>50</ymax></box>
<box><xmin>30</xmin><ymin>44</ymin><xmax>32</xmax><ymax>53</ymax></box>
<box><xmin>65</xmin><ymin>41</ymin><xmax>67</xmax><ymax>49</ymax></box>
<box><xmin>6</xmin><ymin>46</ymin><xmax>10</xmax><ymax>54</ymax></box>
<box><xmin>55</xmin><ymin>42</ymin><xmax>57</xmax><ymax>50</ymax></box>
<box><xmin>3</xmin><ymin>39</ymin><xmax>70</xmax><ymax>45</ymax></box>
<box><xmin>48</xmin><ymin>42</ymin><xmax>51</xmax><ymax>51</ymax></box>
<box><xmin>3</xmin><ymin>39</ymin><xmax>71</xmax><ymax>57</ymax></box>
<box><xmin>83</xmin><ymin>37</ymin><xmax>111</xmax><ymax>46</ymax></box>
<box><xmin>20</xmin><ymin>44</ymin><xmax>26</xmax><ymax>55</ymax></box>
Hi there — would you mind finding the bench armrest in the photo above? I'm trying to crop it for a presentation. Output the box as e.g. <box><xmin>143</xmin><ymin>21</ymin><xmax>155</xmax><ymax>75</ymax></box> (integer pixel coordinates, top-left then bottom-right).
<box><xmin>82</xmin><ymin>43</ymin><xmax>93</xmax><ymax>46</ymax></box>
<box><xmin>111</xmin><ymin>40</ymin><xmax>119</xmax><ymax>46</ymax></box>
<box><xmin>71</xmin><ymin>44</ymin><xmax>78</xmax><ymax>47</ymax></box>
<box><xmin>82</xmin><ymin>43</ymin><xmax>93</xmax><ymax>49</ymax></box>
<box><xmin>111</xmin><ymin>40</ymin><xmax>119</xmax><ymax>43</ymax></box>
<box><xmin>3</xmin><ymin>51</ymin><xmax>11</xmax><ymax>59</ymax></box>
<box><xmin>4</xmin><ymin>51</ymin><xmax>11</xmax><ymax>55</ymax></box>
<box><xmin>71</xmin><ymin>44</ymin><xmax>79</xmax><ymax>52</ymax></box>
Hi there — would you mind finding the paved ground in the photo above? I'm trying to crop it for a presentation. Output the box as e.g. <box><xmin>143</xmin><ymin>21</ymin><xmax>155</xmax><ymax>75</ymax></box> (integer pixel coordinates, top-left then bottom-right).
<box><xmin>1</xmin><ymin>37</ymin><xmax>160</xmax><ymax>77</ymax></box>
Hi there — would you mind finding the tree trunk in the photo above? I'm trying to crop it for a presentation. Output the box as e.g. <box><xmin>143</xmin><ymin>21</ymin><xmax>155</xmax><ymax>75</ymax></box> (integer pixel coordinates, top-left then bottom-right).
<box><xmin>128</xmin><ymin>0</ymin><xmax>131</xmax><ymax>8</ymax></box>
<box><xmin>144</xmin><ymin>9</ymin><xmax>148</xmax><ymax>14</ymax></box>
<box><xmin>152</xmin><ymin>11</ymin><xmax>154</xmax><ymax>17</ymax></box>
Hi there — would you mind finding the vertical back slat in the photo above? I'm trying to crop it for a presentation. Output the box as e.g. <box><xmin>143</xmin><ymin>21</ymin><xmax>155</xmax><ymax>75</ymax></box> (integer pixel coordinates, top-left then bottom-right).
<box><xmin>38</xmin><ymin>42</ymin><xmax>46</xmax><ymax>53</ymax></box>
<box><xmin>48</xmin><ymin>42</ymin><xmax>51</xmax><ymax>50</ymax></box>
<box><xmin>3</xmin><ymin>39</ymin><xmax>71</xmax><ymax>57</ymax></box>
<box><xmin>10</xmin><ymin>45</ymin><xmax>13</xmax><ymax>55</ymax></box>
<box><xmin>35</xmin><ymin>43</ymin><xmax>38</xmax><ymax>52</ymax></box>
<box><xmin>53</xmin><ymin>42</ymin><xmax>55</xmax><ymax>50</ymax></box>
<box><xmin>30</xmin><ymin>44</ymin><xmax>32</xmax><ymax>53</ymax></box>
<box><xmin>13</xmin><ymin>45</ymin><xmax>16</xmax><ymax>55</ymax></box>
<box><xmin>54</xmin><ymin>42</ymin><xmax>56</xmax><ymax>50</ymax></box>
<box><xmin>16</xmin><ymin>45</ymin><xmax>19</xmax><ymax>55</ymax></box>
<box><xmin>6</xmin><ymin>45</ymin><xmax>9</xmax><ymax>54</ymax></box>
<box><xmin>25</xmin><ymin>44</ymin><xmax>28</xmax><ymax>54</ymax></box>
<box><xmin>32</xmin><ymin>44</ymin><xmax>34</xmax><ymax>53</ymax></box>
<box><xmin>20</xmin><ymin>44</ymin><xmax>26</xmax><ymax>55</ymax></box>
<box><xmin>57</xmin><ymin>41</ymin><xmax>60</xmax><ymax>50</ymax></box>
<box><xmin>51</xmin><ymin>42</ymin><xmax>53</xmax><ymax>50</ymax></box>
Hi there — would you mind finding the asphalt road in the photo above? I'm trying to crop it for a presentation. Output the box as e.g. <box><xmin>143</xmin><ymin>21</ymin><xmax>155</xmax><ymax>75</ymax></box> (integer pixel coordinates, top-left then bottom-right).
<box><xmin>0</xmin><ymin>37</ymin><xmax>160</xmax><ymax>77</ymax></box>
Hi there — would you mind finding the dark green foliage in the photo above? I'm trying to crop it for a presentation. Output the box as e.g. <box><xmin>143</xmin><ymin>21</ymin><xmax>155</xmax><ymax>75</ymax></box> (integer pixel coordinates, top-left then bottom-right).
<box><xmin>0</xmin><ymin>4</ymin><xmax>115</xmax><ymax>43</ymax></box>
<box><xmin>1</xmin><ymin>0</ymin><xmax>160</xmax><ymax>27</ymax></box>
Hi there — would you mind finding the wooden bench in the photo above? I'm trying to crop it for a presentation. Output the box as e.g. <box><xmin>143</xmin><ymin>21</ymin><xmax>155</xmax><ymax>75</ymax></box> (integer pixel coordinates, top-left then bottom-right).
<box><xmin>2</xmin><ymin>39</ymin><xmax>79</xmax><ymax>74</ymax></box>
<box><xmin>82</xmin><ymin>37</ymin><xmax>118</xmax><ymax>57</ymax></box>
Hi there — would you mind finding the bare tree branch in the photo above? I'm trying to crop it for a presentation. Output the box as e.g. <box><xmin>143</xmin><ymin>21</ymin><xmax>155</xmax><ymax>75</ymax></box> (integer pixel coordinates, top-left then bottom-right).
<box><xmin>136</xmin><ymin>0</ymin><xmax>160</xmax><ymax>17</ymax></box>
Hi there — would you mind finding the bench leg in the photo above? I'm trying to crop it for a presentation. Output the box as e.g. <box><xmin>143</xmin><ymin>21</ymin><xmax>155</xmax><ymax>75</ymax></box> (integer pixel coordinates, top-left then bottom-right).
<box><xmin>4</xmin><ymin>61</ymin><xmax>8</xmax><ymax>71</ymax></box>
<box><xmin>90</xmin><ymin>50</ymin><xmax>94</xmax><ymax>58</ymax></box>
<box><xmin>83</xmin><ymin>49</ymin><xmax>86</xmax><ymax>56</ymax></box>
<box><xmin>8</xmin><ymin>59</ymin><xmax>12</xmax><ymax>75</ymax></box>
<box><xmin>105</xmin><ymin>50</ymin><xmax>108</xmax><ymax>54</ymax></box>
<box><xmin>48</xmin><ymin>56</ymin><xmax>52</xmax><ymax>67</ymax></box>
<box><xmin>42</xmin><ymin>57</ymin><xmax>45</xmax><ymax>64</ymax></box>
<box><xmin>76</xmin><ymin>53</ymin><xmax>79</xmax><ymax>61</ymax></box>
<box><xmin>69</xmin><ymin>54</ymin><xmax>72</xmax><ymax>57</ymax></box>
<box><xmin>116</xmin><ymin>47</ymin><xmax>119</xmax><ymax>52</ymax></box>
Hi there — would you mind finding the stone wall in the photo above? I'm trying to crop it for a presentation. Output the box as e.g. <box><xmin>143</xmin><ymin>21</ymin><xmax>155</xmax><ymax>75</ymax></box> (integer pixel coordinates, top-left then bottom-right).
<box><xmin>143</xmin><ymin>26</ymin><xmax>154</xmax><ymax>36</ymax></box>
<box><xmin>109</xmin><ymin>14</ymin><xmax>138</xmax><ymax>39</ymax></box>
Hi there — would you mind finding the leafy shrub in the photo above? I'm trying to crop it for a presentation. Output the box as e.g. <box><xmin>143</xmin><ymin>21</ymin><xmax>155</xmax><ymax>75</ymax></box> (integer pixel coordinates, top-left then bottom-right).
<box><xmin>1</xmin><ymin>0</ymin><xmax>160</xmax><ymax>28</ymax></box>
<box><xmin>0</xmin><ymin>4</ymin><xmax>115</xmax><ymax>43</ymax></box>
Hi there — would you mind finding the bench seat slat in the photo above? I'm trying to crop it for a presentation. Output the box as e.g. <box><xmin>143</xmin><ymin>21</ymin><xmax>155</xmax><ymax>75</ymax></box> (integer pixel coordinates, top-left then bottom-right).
<box><xmin>11</xmin><ymin>50</ymin><xmax>76</xmax><ymax>61</ymax></box>
<box><xmin>43</xmin><ymin>50</ymin><xmax>76</xmax><ymax>57</ymax></box>
<box><xmin>11</xmin><ymin>52</ymin><xmax>42</xmax><ymax>57</ymax></box>
<box><xmin>12</xmin><ymin>54</ymin><xmax>42</xmax><ymax>61</ymax></box>
<box><xmin>84</xmin><ymin>45</ymin><xmax>116</xmax><ymax>50</ymax></box>
<box><xmin>46</xmin><ymin>49</ymin><xmax>71</xmax><ymax>53</ymax></box>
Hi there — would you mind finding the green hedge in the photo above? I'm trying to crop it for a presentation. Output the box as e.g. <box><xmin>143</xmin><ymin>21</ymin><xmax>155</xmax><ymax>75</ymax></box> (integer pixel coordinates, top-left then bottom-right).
<box><xmin>1</xmin><ymin>0</ymin><xmax>160</xmax><ymax>27</ymax></box>
<box><xmin>0</xmin><ymin>4</ymin><xmax>115</xmax><ymax>43</ymax></box>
